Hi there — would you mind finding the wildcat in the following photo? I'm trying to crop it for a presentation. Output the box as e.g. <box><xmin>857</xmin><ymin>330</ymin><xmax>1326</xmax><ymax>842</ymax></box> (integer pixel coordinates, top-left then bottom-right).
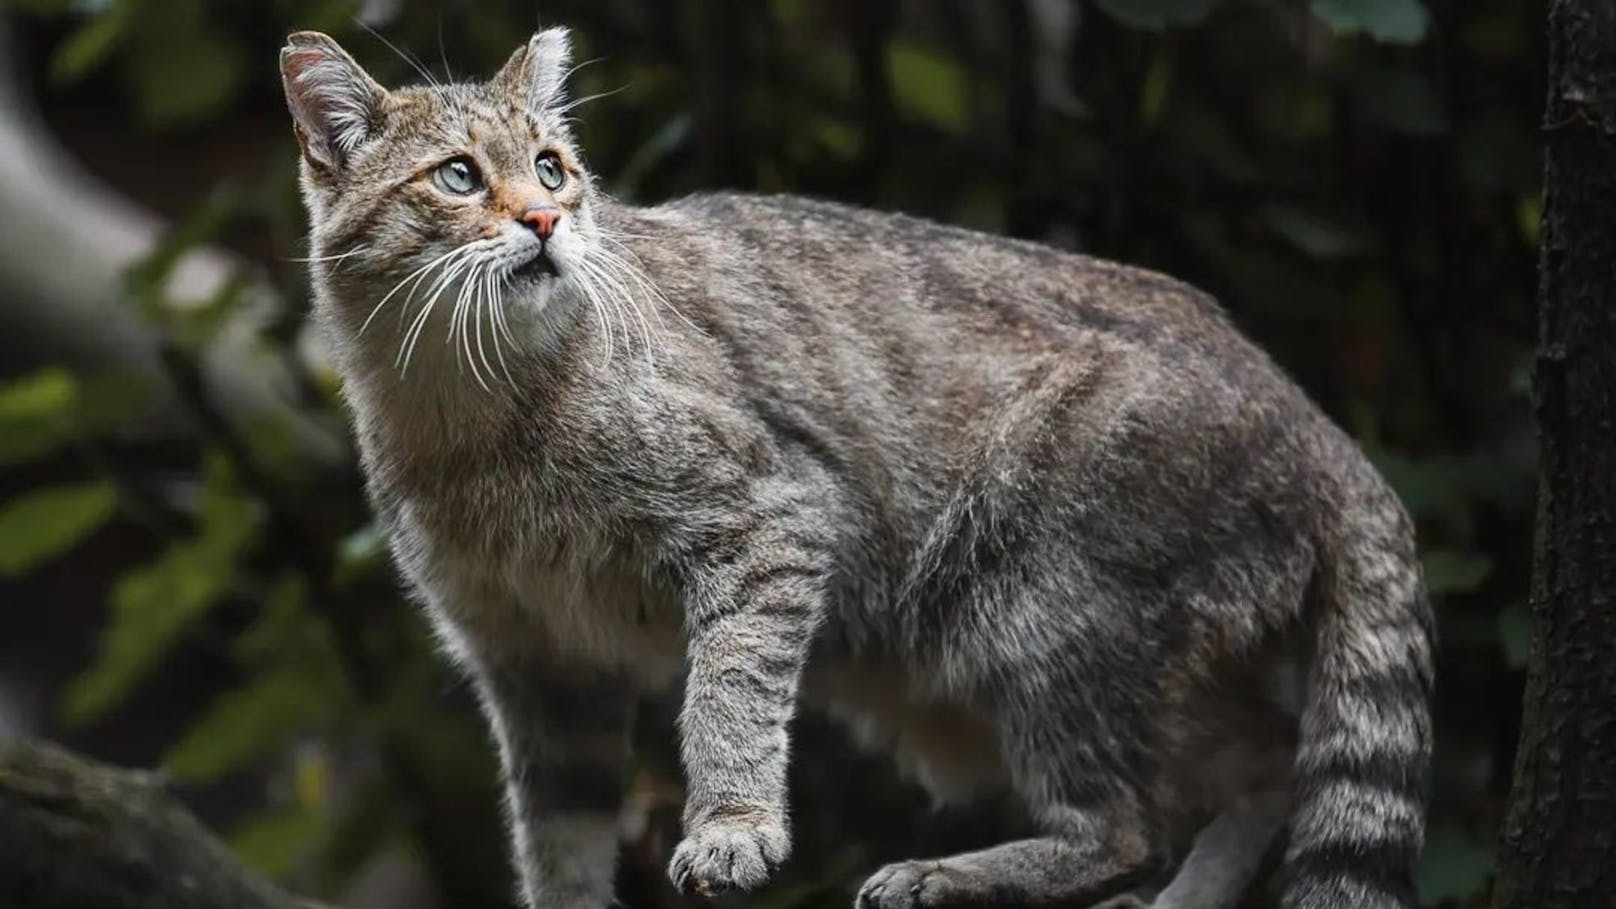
<box><xmin>280</xmin><ymin>27</ymin><xmax>1432</xmax><ymax>909</ymax></box>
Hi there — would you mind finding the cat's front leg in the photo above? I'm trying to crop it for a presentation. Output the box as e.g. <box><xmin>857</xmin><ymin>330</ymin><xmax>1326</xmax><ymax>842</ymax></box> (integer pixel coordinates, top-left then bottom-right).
<box><xmin>467</xmin><ymin>647</ymin><xmax>635</xmax><ymax>909</ymax></box>
<box><xmin>667</xmin><ymin>477</ymin><xmax>837</xmax><ymax>896</ymax></box>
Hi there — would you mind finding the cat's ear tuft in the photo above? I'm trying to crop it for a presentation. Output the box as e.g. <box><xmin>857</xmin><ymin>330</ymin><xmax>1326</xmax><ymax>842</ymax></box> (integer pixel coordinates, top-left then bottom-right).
<box><xmin>495</xmin><ymin>27</ymin><xmax>572</xmax><ymax>116</ymax></box>
<box><xmin>280</xmin><ymin>32</ymin><xmax>389</xmax><ymax>173</ymax></box>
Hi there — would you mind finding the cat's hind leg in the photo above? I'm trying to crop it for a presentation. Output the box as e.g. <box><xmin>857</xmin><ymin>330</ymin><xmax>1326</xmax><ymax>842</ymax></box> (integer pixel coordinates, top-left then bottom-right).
<box><xmin>1090</xmin><ymin>788</ymin><xmax>1289</xmax><ymax>909</ymax></box>
<box><xmin>855</xmin><ymin>704</ymin><xmax>1158</xmax><ymax>908</ymax></box>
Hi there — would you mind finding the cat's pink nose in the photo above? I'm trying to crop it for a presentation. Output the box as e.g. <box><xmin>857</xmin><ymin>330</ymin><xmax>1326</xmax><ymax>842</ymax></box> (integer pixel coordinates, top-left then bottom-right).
<box><xmin>519</xmin><ymin>206</ymin><xmax>562</xmax><ymax>240</ymax></box>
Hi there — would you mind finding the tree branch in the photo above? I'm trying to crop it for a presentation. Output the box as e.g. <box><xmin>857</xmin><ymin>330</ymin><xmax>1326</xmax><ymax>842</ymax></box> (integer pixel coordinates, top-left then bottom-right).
<box><xmin>0</xmin><ymin>737</ymin><xmax>321</xmax><ymax>909</ymax></box>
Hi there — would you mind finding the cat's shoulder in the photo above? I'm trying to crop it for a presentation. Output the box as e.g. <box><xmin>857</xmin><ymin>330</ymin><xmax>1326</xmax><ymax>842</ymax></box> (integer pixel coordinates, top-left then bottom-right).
<box><xmin>655</xmin><ymin>190</ymin><xmax>868</xmax><ymax>225</ymax></box>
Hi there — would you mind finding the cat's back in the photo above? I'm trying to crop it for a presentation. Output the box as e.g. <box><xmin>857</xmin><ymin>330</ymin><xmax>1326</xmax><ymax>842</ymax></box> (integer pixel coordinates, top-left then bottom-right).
<box><xmin>643</xmin><ymin>191</ymin><xmax>1256</xmax><ymax>372</ymax></box>
<box><xmin>619</xmin><ymin>191</ymin><xmax>1312</xmax><ymax>459</ymax></box>
<box><xmin>619</xmin><ymin>191</ymin><xmax>1338</xmax><ymax>547</ymax></box>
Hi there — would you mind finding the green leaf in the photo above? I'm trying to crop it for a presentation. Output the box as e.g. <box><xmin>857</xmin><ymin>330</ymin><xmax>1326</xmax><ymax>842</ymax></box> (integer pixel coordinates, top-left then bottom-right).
<box><xmin>0</xmin><ymin>369</ymin><xmax>81</xmax><ymax>466</ymax></box>
<box><xmin>123</xmin><ymin>0</ymin><xmax>245</xmax><ymax>129</ymax></box>
<box><xmin>230</xmin><ymin>804</ymin><xmax>325</xmax><ymax>879</ymax></box>
<box><xmin>164</xmin><ymin>666</ymin><xmax>338</xmax><ymax>781</ymax></box>
<box><xmin>808</xmin><ymin>116</ymin><xmax>862</xmax><ymax>161</ymax></box>
<box><xmin>318</xmin><ymin>783</ymin><xmax>405</xmax><ymax>887</ymax></box>
<box><xmin>235</xmin><ymin>575</ymin><xmax>332</xmax><ymax>660</ymax></box>
<box><xmin>63</xmin><ymin>455</ymin><xmax>257</xmax><ymax>724</ymax></box>
<box><xmin>50</xmin><ymin>1</ymin><xmax>129</xmax><ymax>83</ymax></box>
<box><xmin>64</xmin><ymin>541</ymin><xmax>232</xmax><ymax>723</ymax></box>
<box><xmin>164</xmin><ymin>575</ymin><xmax>345</xmax><ymax>780</ymax></box>
<box><xmin>1260</xmin><ymin>204</ymin><xmax>1376</xmax><ymax>260</ymax></box>
<box><xmin>1092</xmin><ymin>0</ymin><xmax>1217</xmax><ymax>30</ymax></box>
<box><xmin>770</xmin><ymin>0</ymin><xmax>811</xmax><ymax>24</ymax></box>
<box><xmin>887</xmin><ymin>40</ymin><xmax>969</xmax><ymax>133</ymax></box>
<box><xmin>1423</xmin><ymin>549</ymin><xmax>1492</xmax><ymax>596</ymax></box>
<box><xmin>1139</xmin><ymin>53</ymin><xmax>1175</xmax><ymax>126</ymax></box>
<box><xmin>1311</xmin><ymin>0</ymin><xmax>1431</xmax><ymax>45</ymax></box>
<box><xmin>0</xmin><ymin>482</ymin><xmax>117</xmax><ymax>577</ymax></box>
<box><xmin>0</xmin><ymin>369</ymin><xmax>75</xmax><ymax>423</ymax></box>
<box><xmin>1517</xmin><ymin>192</ymin><xmax>1544</xmax><ymax>251</ymax></box>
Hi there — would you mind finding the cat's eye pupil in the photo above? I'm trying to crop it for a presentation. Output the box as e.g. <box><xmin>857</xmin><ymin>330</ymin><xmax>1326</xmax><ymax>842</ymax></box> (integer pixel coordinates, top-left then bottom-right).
<box><xmin>535</xmin><ymin>153</ymin><xmax>565</xmax><ymax>191</ymax></box>
<box><xmin>434</xmin><ymin>158</ymin><xmax>481</xmax><ymax>195</ymax></box>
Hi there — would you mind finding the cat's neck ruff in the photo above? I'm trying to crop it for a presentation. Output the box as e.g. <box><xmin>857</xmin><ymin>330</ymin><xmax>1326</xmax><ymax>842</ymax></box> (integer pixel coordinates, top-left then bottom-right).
<box><xmin>328</xmin><ymin>273</ymin><xmax>595</xmax><ymax>451</ymax></box>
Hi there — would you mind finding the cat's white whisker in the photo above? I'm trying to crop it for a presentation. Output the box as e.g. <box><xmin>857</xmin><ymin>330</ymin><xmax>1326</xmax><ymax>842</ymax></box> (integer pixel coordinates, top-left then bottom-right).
<box><xmin>363</xmin><ymin>242</ymin><xmax>473</xmax><ymax>335</ymax></box>
<box><xmin>589</xmin><ymin>235</ymin><xmax>687</xmax><ymax>323</ymax></box>
<box><xmin>287</xmin><ymin>246</ymin><xmax>370</xmax><ymax>264</ymax></box>
<box><xmin>578</xmin><ymin>253</ymin><xmax>657</xmax><ymax>367</ymax></box>
<box><xmin>594</xmin><ymin>228</ymin><xmax>662</xmax><ymax>242</ymax></box>
<box><xmin>582</xmin><ymin>262</ymin><xmax>622</xmax><ymax>371</ymax></box>
<box><xmin>470</xmin><ymin>263</ymin><xmax>501</xmax><ymax>391</ymax></box>
<box><xmin>493</xmin><ymin>271</ymin><xmax>522</xmax><ymax>353</ymax></box>
<box><xmin>589</xmin><ymin>243</ymin><xmax>698</xmax><ymax>336</ymax></box>
<box><xmin>569</xmin><ymin>257</ymin><xmax>616</xmax><ymax>371</ymax></box>
<box><xmin>452</xmin><ymin>261</ymin><xmax>493</xmax><ymax>392</ymax></box>
<box><xmin>560</xmin><ymin>56</ymin><xmax>606</xmax><ymax>83</ymax></box>
<box><xmin>574</xmin><ymin>255</ymin><xmax>645</xmax><ymax>366</ymax></box>
<box><xmin>399</xmin><ymin>253</ymin><xmax>476</xmax><ymax>373</ymax></box>
<box><xmin>416</xmin><ymin>254</ymin><xmax>468</xmax><ymax>310</ymax></box>
<box><xmin>364</xmin><ymin>257</ymin><xmax>446</xmax><ymax>336</ymax></box>
<box><xmin>551</xmin><ymin>84</ymin><xmax>630</xmax><ymax>116</ymax></box>
<box><xmin>356</xmin><ymin>18</ymin><xmax>441</xmax><ymax>88</ymax></box>
<box><xmin>595</xmin><ymin>254</ymin><xmax>665</xmax><ymax>352</ymax></box>
<box><xmin>487</xmin><ymin>269</ymin><xmax>517</xmax><ymax>386</ymax></box>
<box><xmin>444</xmin><ymin>261</ymin><xmax>469</xmax><ymax>378</ymax></box>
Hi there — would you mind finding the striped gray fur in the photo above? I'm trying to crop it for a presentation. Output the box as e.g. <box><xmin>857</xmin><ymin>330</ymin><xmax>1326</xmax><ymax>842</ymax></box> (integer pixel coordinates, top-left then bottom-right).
<box><xmin>280</xmin><ymin>28</ymin><xmax>1434</xmax><ymax>909</ymax></box>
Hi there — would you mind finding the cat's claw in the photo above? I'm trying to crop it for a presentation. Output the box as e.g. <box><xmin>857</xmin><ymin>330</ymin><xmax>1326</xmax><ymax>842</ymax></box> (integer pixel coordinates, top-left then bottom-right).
<box><xmin>854</xmin><ymin>860</ymin><xmax>976</xmax><ymax>908</ymax></box>
<box><xmin>668</xmin><ymin>818</ymin><xmax>789</xmax><ymax>897</ymax></box>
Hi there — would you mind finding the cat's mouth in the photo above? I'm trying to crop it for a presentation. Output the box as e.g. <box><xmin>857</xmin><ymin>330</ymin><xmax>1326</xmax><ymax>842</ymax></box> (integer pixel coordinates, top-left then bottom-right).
<box><xmin>512</xmin><ymin>250</ymin><xmax>560</xmax><ymax>282</ymax></box>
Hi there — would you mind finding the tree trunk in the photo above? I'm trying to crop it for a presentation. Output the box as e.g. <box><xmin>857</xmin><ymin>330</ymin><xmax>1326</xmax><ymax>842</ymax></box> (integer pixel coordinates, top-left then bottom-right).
<box><xmin>1491</xmin><ymin>2</ymin><xmax>1616</xmax><ymax>907</ymax></box>
<box><xmin>0</xmin><ymin>737</ymin><xmax>320</xmax><ymax>909</ymax></box>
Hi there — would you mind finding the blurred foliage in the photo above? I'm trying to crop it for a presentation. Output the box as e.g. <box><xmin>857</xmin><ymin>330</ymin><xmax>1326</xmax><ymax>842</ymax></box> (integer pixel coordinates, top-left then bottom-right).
<box><xmin>0</xmin><ymin>0</ymin><xmax>1541</xmax><ymax>907</ymax></box>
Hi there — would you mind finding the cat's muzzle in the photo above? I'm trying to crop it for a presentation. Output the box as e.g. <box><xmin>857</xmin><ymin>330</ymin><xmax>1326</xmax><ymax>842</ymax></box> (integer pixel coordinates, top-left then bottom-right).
<box><xmin>514</xmin><ymin>249</ymin><xmax>561</xmax><ymax>281</ymax></box>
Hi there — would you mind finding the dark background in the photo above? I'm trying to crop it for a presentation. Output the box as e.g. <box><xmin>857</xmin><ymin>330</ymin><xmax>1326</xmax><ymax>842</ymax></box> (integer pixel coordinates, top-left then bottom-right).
<box><xmin>0</xmin><ymin>1</ymin><xmax>1540</xmax><ymax>907</ymax></box>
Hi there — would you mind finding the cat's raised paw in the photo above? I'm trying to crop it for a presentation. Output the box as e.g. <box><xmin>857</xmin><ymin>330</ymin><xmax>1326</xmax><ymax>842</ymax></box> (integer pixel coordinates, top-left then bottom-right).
<box><xmin>668</xmin><ymin>818</ymin><xmax>788</xmax><ymax>897</ymax></box>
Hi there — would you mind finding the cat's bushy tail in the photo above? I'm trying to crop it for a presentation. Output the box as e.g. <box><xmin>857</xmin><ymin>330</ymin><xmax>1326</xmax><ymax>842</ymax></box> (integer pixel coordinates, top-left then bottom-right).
<box><xmin>1282</xmin><ymin>452</ymin><xmax>1434</xmax><ymax>909</ymax></box>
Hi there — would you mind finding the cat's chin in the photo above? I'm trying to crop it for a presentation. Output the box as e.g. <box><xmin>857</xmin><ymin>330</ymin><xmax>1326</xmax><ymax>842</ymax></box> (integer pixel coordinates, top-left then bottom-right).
<box><xmin>504</xmin><ymin>268</ymin><xmax>568</xmax><ymax>321</ymax></box>
<box><xmin>511</xmin><ymin>251</ymin><xmax>561</xmax><ymax>284</ymax></box>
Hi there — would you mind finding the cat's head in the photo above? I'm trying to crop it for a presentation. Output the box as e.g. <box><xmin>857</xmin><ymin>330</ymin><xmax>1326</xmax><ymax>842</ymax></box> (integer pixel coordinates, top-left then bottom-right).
<box><xmin>280</xmin><ymin>28</ymin><xmax>611</xmax><ymax>366</ymax></box>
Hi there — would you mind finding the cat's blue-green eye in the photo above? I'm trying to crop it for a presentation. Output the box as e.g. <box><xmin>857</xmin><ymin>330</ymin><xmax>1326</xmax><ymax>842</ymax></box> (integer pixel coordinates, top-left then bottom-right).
<box><xmin>433</xmin><ymin>157</ymin><xmax>482</xmax><ymax>195</ymax></box>
<box><xmin>535</xmin><ymin>153</ymin><xmax>565</xmax><ymax>191</ymax></box>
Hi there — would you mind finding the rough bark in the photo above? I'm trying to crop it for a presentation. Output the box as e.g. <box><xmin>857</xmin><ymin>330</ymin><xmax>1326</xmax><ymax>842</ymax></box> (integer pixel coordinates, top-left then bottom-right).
<box><xmin>1491</xmin><ymin>2</ymin><xmax>1616</xmax><ymax>907</ymax></box>
<box><xmin>0</xmin><ymin>737</ymin><xmax>319</xmax><ymax>909</ymax></box>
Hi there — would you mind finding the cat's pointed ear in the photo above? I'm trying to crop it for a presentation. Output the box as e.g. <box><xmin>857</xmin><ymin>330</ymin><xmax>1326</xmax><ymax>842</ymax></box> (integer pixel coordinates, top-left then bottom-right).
<box><xmin>279</xmin><ymin>32</ymin><xmax>389</xmax><ymax>172</ymax></box>
<box><xmin>494</xmin><ymin>27</ymin><xmax>572</xmax><ymax>117</ymax></box>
